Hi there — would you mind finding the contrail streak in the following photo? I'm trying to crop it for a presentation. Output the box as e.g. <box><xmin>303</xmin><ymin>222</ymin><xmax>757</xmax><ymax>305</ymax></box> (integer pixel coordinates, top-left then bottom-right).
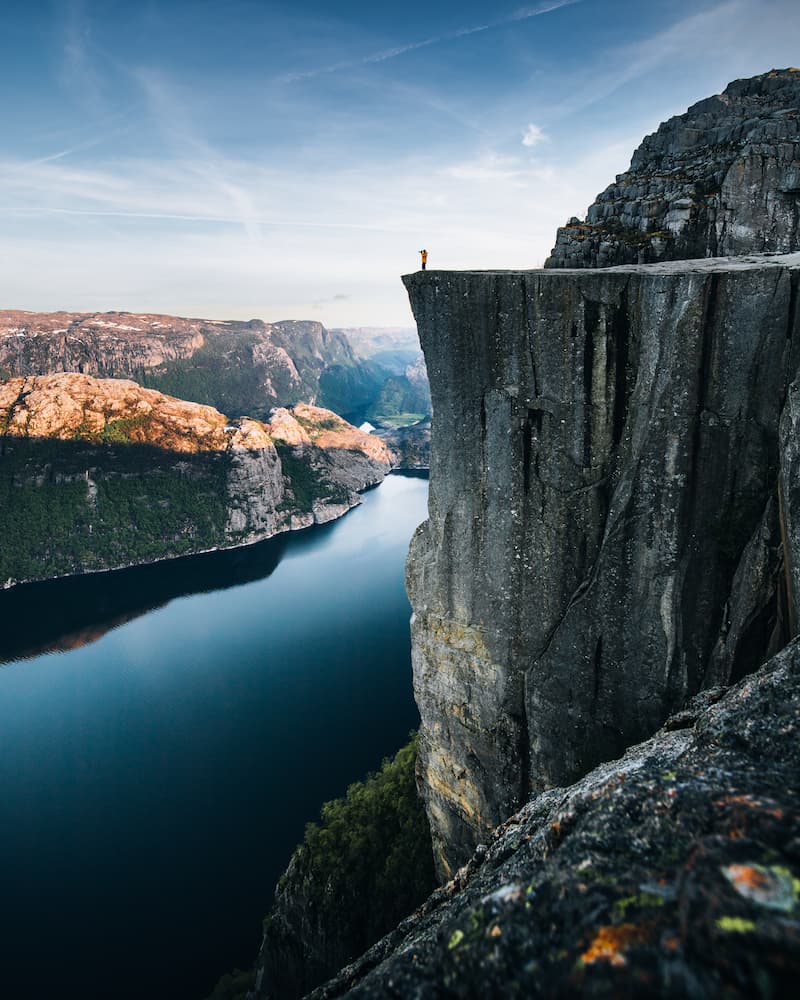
<box><xmin>281</xmin><ymin>0</ymin><xmax>583</xmax><ymax>82</ymax></box>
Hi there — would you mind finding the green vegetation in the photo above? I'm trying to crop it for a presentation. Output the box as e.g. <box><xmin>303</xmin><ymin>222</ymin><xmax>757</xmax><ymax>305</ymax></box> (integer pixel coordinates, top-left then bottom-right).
<box><xmin>259</xmin><ymin>734</ymin><xmax>436</xmax><ymax>997</ymax></box>
<box><xmin>98</xmin><ymin>415</ymin><xmax>151</xmax><ymax>445</ymax></box>
<box><xmin>286</xmin><ymin>735</ymin><xmax>435</xmax><ymax>932</ymax></box>
<box><xmin>66</xmin><ymin>414</ymin><xmax>155</xmax><ymax>446</ymax></box>
<box><xmin>716</xmin><ymin>916</ymin><xmax>757</xmax><ymax>933</ymax></box>
<box><xmin>375</xmin><ymin>413</ymin><xmax>427</xmax><ymax>428</ymax></box>
<box><xmin>137</xmin><ymin>327</ymin><xmax>379</xmax><ymax>421</ymax></box>
<box><xmin>138</xmin><ymin>332</ymin><xmax>280</xmax><ymax>420</ymax></box>
<box><xmin>203</xmin><ymin>968</ymin><xmax>256</xmax><ymax>1000</ymax></box>
<box><xmin>276</xmin><ymin>443</ymin><xmax>349</xmax><ymax>511</ymax></box>
<box><xmin>0</xmin><ymin>437</ymin><xmax>229</xmax><ymax>584</ymax></box>
<box><xmin>366</xmin><ymin>373</ymin><xmax>431</xmax><ymax>426</ymax></box>
<box><xmin>293</xmin><ymin>413</ymin><xmax>342</xmax><ymax>434</ymax></box>
<box><xmin>317</xmin><ymin>360</ymin><xmax>389</xmax><ymax>421</ymax></box>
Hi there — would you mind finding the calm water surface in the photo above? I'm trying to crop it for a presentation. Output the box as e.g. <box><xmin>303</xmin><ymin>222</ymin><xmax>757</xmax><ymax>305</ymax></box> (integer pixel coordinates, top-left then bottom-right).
<box><xmin>0</xmin><ymin>472</ymin><xmax>428</xmax><ymax>999</ymax></box>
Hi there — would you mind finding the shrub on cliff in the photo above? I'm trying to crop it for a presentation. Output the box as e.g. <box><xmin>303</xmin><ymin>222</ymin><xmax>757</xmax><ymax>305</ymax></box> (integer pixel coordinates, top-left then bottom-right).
<box><xmin>259</xmin><ymin>734</ymin><xmax>436</xmax><ymax>998</ymax></box>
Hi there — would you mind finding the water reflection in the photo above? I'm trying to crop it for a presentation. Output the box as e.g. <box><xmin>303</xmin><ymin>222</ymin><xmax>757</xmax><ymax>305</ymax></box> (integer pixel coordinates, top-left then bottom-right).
<box><xmin>0</xmin><ymin>472</ymin><xmax>428</xmax><ymax>1000</ymax></box>
<box><xmin>0</xmin><ymin>531</ymin><xmax>289</xmax><ymax>663</ymax></box>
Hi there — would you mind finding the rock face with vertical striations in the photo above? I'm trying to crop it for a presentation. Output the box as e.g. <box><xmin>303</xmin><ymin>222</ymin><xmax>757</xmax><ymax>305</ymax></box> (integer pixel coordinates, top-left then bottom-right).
<box><xmin>546</xmin><ymin>69</ymin><xmax>800</xmax><ymax>270</ymax></box>
<box><xmin>404</xmin><ymin>253</ymin><xmax>800</xmax><ymax>878</ymax></box>
<box><xmin>309</xmin><ymin>639</ymin><xmax>800</xmax><ymax>1000</ymax></box>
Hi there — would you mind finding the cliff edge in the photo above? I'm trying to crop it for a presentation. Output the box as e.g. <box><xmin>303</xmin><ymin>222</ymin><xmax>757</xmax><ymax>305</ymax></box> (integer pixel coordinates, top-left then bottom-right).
<box><xmin>404</xmin><ymin>253</ymin><xmax>800</xmax><ymax>878</ymax></box>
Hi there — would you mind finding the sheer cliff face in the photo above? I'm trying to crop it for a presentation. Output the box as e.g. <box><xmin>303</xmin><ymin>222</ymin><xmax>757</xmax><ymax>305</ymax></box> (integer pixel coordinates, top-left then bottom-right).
<box><xmin>404</xmin><ymin>254</ymin><xmax>800</xmax><ymax>877</ymax></box>
<box><xmin>546</xmin><ymin>69</ymin><xmax>800</xmax><ymax>270</ymax></box>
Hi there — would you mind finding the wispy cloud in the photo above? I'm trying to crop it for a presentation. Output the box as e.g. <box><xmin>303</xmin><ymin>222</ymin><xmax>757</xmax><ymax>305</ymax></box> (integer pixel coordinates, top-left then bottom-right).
<box><xmin>521</xmin><ymin>123</ymin><xmax>547</xmax><ymax>147</ymax></box>
<box><xmin>541</xmin><ymin>0</ymin><xmax>800</xmax><ymax>125</ymax></box>
<box><xmin>443</xmin><ymin>153</ymin><xmax>524</xmax><ymax>182</ymax></box>
<box><xmin>133</xmin><ymin>68</ymin><xmax>266</xmax><ymax>242</ymax></box>
<box><xmin>312</xmin><ymin>292</ymin><xmax>351</xmax><ymax>310</ymax></box>
<box><xmin>60</xmin><ymin>0</ymin><xmax>107</xmax><ymax>112</ymax></box>
<box><xmin>280</xmin><ymin>0</ymin><xmax>583</xmax><ymax>82</ymax></box>
<box><xmin>11</xmin><ymin>204</ymin><xmax>414</xmax><ymax>234</ymax></box>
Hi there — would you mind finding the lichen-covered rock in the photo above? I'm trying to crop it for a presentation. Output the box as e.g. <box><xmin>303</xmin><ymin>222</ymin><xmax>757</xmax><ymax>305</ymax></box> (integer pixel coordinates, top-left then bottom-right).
<box><xmin>311</xmin><ymin>639</ymin><xmax>800</xmax><ymax>999</ymax></box>
<box><xmin>404</xmin><ymin>253</ymin><xmax>800</xmax><ymax>878</ymax></box>
<box><xmin>546</xmin><ymin>69</ymin><xmax>800</xmax><ymax>269</ymax></box>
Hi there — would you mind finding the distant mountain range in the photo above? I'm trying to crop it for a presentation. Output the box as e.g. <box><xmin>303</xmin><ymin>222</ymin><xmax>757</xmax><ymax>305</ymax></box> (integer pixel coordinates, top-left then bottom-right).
<box><xmin>0</xmin><ymin>311</ymin><xmax>395</xmax><ymax>423</ymax></box>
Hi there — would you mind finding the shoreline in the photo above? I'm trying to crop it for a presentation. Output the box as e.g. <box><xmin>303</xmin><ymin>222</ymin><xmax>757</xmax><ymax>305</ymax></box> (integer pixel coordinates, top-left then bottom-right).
<box><xmin>1</xmin><ymin>467</ymin><xmax>429</xmax><ymax>592</ymax></box>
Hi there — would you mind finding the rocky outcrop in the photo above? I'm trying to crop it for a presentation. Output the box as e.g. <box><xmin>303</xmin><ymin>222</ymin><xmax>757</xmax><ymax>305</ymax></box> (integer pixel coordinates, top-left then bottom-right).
<box><xmin>0</xmin><ymin>374</ymin><xmax>391</xmax><ymax>586</ymax></box>
<box><xmin>0</xmin><ymin>311</ymin><xmax>381</xmax><ymax>421</ymax></box>
<box><xmin>546</xmin><ymin>69</ymin><xmax>800</xmax><ymax>269</ymax></box>
<box><xmin>379</xmin><ymin>419</ymin><xmax>431</xmax><ymax>470</ymax></box>
<box><xmin>311</xmin><ymin>638</ymin><xmax>800</xmax><ymax>999</ymax></box>
<box><xmin>404</xmin><ymin>253</ymin><xmax>800</xmax><ymax>878</ymax></box>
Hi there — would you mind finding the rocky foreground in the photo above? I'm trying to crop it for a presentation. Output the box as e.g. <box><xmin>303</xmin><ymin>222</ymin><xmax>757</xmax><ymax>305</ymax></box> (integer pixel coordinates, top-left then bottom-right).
<box><xmin>0</xmin><ymin>374</ymin><xmax>392</xmax><ymax>587</ymax></box>
<box><xmin>310</xmin><ymin>639</ymin><xmax>800</xmax><ymax>998</ymax></box>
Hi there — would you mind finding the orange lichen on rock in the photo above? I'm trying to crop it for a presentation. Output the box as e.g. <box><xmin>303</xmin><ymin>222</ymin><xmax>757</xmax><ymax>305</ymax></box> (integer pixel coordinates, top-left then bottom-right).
<box><xmin>726</xmin><ymin>864</ymin><xmax>771</xmax><ymax>892</ymax></box>
<box><xmin>580</xmin><ymin>924</ymin><xmax>650</xmax><ymax>967</ymax></box>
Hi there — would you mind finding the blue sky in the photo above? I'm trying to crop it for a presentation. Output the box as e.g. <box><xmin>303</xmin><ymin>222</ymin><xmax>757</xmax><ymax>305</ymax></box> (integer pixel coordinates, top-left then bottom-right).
<box><xmin>2</xmin><ymin>0</ymin><xmax>799</xmax><ymax>326</ymax></box>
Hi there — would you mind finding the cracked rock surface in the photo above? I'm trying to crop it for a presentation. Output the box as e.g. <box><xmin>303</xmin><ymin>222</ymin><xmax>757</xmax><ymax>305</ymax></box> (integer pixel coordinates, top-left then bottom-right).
<box><xmin>404</xmin><ymin>253</ymin><xmax>800</xmax><ymax>877</ymax></box>
<box><xmin>311</xmin><ymin>638</ymin><xmax>800</xmax><ymax>999</ymax></box>
<box><xmin>546</xmin><ymin>69</ymin><xmax>800</xmax><ymax>270</ymax></box>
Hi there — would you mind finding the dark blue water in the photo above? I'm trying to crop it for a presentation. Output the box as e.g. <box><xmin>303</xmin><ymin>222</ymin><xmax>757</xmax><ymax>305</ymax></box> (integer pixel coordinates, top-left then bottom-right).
<box><xmin>0</xmin><ymin>472</ymin><xmax>428</xmax><ymax>1000</ymax></box>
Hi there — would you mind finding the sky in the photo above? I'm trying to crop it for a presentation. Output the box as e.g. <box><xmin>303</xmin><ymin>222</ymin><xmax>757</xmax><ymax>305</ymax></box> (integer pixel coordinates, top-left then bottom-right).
<box><xmin>1</xmin><ymin>0</ymin><xmax>799</xmax><ymax>327</ymax></box>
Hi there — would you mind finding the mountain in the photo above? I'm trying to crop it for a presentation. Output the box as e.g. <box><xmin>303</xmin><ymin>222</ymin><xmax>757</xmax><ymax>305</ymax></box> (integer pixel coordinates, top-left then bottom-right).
<box><xmin>332</xmin><ymin>327</ymin><xmax>420</xmax><ymax>360</ymax></box>
<box><xmin>0</xmin><ymin>311</ymin><xmax>387</xmax><ymax>424</ymax></box>
<box><xmin>546</xmin><ymin>68</ymin><xmax>800</xmax><ymax>268</ymax></box>
<box><xmin>0</xmin><ymin>374</ymin><xmax>391</xmax><ymax>587</ymax></box>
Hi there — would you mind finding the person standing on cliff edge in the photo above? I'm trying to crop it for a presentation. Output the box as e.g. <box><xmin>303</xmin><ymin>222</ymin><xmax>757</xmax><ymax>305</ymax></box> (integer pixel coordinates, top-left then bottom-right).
<box><xmin>420</xmin><ymin>249</ymin><xmax>428</xmax><ymax>270</ymax></box>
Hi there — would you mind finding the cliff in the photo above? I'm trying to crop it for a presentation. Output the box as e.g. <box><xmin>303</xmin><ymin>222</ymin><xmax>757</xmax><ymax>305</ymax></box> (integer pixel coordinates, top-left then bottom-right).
<box><xmin>224</xmin><ymin>71</ymin><xmax>800</xmax><ymax>1000</ymax></box>
<box><xmin>246</xmin><ymin>738</ymin><xmax>436</xmax><ymax>1000</ymax></box>
<box><xmin>309</xmin><ymin>637</ymin><xmax>800</xmax><ymax>999</ymax></box>
<box><xmin>404</xmin><ymin>252</ymin><xmax>800</xmax><ymax>877</ymax></box>
<box><xmin>0</xmin><ymin>311</ymin><xmax>383</xmax><ymax>422</ymax></box>
<box><xmin>546</xmin><ymin>69</ymin><xmax>800</xmax><ymax>269</ymax></box>
<box><xmin>0</xmin><ymin>374</ymin><xmax>391</xmax><ymax>587</ymax></box>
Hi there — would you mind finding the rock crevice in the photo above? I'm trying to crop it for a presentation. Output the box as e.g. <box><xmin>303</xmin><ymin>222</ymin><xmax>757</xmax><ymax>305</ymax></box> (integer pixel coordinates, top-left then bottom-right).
<box><xmin>404</xmin><ymin>253</ymin><xmax>800</xmax><ymax>877</ymax></box>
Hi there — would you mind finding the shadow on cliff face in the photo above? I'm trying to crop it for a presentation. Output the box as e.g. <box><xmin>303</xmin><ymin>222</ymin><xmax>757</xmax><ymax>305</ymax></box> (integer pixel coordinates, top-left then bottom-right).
<box><xmin>0</xmin><ymin>435</ymin><xmax>234</xmax><ymax>586</ymax></box>
<box><xmin>0</xmin><ymin>434</ymin><xmax>292</xmax><ymax>660</ymax></box>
